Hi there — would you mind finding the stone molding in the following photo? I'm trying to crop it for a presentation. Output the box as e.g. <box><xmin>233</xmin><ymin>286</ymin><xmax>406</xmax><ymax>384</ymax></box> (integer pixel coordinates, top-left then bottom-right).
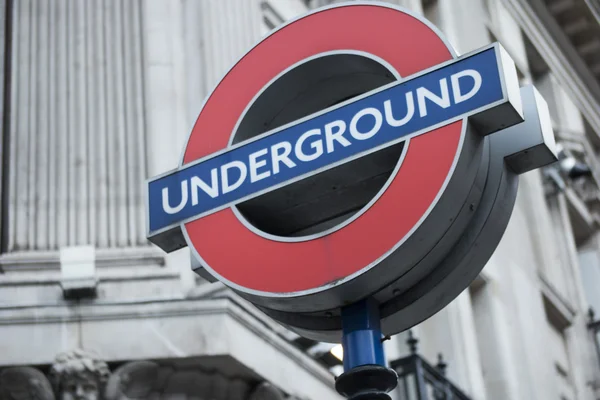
<box><xmin>0</xmin><ymin>351</ymin><xmax>302</xmax><ymax>400</ymax></box>
<box><xmin>0</xmin><ymin>295</ymin><xmax>337</xmax><ymax>397</ymax></box>
<box><xmin>0</xmin><ymin>247</ymin><xmax>166</xmax><ymax>271</ymax></box>
<box><xmin>502</xmin><ymin>0</ymin><xmax>600</xmax><ymax>139</ymax></box>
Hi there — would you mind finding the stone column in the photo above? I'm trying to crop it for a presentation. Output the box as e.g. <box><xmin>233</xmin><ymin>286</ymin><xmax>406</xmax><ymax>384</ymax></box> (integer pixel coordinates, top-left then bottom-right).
<box><xmin>142</xmin><ymin>0</ymin><xmax>264</xmax><ymax>288</ymax></box>
<box><xmin>432</xmin><ymin>0</ymin><xmax>491</xmax><ymax>54</ymax></box>
<box><xmin>5</xmin><ymin>0</ymin><xmax>148</xmax><ymax>252</ymax></box>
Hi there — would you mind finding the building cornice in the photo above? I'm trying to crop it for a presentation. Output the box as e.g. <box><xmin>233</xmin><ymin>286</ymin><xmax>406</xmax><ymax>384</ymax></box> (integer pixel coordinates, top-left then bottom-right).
<box><xmin>0</xmin><ymin>246</ymin><xmax>165</xmax><ymax>270</ymax></box>
<box><xmin>0</xmin><ymin>295</ymin><xmax>336</xmax><ymax>392</ymax></box>
<box><xmin>502</xmin><ymin>0</ymin><xmax>600</xmax><ymax>137</ymax></box>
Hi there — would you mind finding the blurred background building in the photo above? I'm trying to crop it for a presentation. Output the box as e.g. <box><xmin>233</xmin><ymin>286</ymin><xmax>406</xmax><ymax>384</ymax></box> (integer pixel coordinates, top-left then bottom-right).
<box><xmin>1</xmin><ymin>0</ymin><xmax>600</xmax><ymax>399</ymax></box>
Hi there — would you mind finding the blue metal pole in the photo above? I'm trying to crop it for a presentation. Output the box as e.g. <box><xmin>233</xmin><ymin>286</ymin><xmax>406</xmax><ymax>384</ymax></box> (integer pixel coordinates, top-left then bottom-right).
<box><xmin>341</xmin><ymin>298</ymin><xmax>385</xmax><ymax>370</ymax></box>
<box><xmin>335</xmin><ymin>298</ymin><xmax>398</xmax><ymax>400</ymax></box>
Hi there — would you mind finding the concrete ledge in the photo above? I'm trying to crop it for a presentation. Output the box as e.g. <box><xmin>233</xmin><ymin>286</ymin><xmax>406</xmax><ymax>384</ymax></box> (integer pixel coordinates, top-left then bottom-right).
<box><xmin>539</xmin><ymin>272</ymin><xmax>576</xmax><ymax>329</ymax></box>
<box><xmin>0</xmin><ymin>296</ymin><xmax>339</xmax><ymax>399</ymax></box>
<box><xmin>0</xmin><ymin>247</ymin><xmax>165</xmax><ymax>270</ymax></box>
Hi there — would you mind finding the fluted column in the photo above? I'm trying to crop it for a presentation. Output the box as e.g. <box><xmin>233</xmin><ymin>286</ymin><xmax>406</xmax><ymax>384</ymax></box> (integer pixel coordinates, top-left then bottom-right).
<box><xmin>198</xmin><ymin>0</ymin><xmax>263</xmax><ymax>90</ymax></box>
<box><xmin>0</xmin><ymin>0</ymin><xmax>6</xmax><ymax>140</ymax></box>
<box><xmin>432</xmin><ymin>0</ymin><xmax>491</xmax><ymax>54</ymax></box>
<box><xmin>143</xmin><ymin>0</ymin><xmax>264</xmax><ymax>176</ymax></box>
<box><xmin>141</xmin><ymin>0</ymin><xmax>265</xmax><ymax>286</ymax></box>
<box><xmin>0</xmin><ymin>0</ymin><xmax>7</xmax><ymax>253</ymax></box>
<box><xmin>6</xmin><ymin>0</ymin><xmax>147</xmax><ymax>252</ymax></box>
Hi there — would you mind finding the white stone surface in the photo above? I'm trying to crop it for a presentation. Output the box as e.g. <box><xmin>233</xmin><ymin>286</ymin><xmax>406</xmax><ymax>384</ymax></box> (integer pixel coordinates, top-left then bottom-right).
<box><xmin>0</xmin><ymin>297</ymin><xmax>339</xmax><ymax>399</ymax></box>
<box><xmin>1</xmin><ymin>1</ymin><xmax>600</xmax><ymax>400</ymax></box>
<box><xmin>7</xmin><ymin>0</ymin><xmax>148</xmax><ymax>252</ymax></box>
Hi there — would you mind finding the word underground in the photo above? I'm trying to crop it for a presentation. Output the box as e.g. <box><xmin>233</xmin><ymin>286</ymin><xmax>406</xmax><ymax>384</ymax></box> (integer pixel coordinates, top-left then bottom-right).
<box><xmin>167</xmin><ymin>70</ymin><xmax>479</xmax><ymax>211</ymax></box>
<box><xmin>148</xmin><ymin>47</ymin><xmax>504</xmax><ymax>233</ymax></box>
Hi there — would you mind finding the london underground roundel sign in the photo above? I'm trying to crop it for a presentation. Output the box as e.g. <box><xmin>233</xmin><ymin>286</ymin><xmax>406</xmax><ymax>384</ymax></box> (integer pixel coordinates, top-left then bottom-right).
<box><xmin>147</xmin><ymin>2</ymin><xmax>556</xmax><ymax>340</ymax></box>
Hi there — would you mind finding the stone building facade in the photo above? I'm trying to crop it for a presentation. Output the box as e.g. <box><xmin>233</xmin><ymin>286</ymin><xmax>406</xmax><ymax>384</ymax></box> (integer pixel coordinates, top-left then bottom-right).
<box><xmin>1</xmin><ymin>0</ymin><xmax>600</xmax><ymax>399</ymax></box>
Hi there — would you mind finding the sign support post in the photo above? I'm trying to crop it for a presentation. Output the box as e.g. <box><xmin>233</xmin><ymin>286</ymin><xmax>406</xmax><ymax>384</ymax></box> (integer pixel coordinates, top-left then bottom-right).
<box><xmin>335</xmin><ymin>299</ymin><xmax>398</xmax><ymax>399</ymax></box>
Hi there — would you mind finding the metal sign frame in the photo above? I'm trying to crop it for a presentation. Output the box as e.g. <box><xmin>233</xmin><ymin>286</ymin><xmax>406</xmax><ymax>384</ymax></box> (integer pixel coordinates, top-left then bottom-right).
<box><xmin>146</xmin><ymin>1</ymin><xmax>556</xmax><ymax>342</ymax></box>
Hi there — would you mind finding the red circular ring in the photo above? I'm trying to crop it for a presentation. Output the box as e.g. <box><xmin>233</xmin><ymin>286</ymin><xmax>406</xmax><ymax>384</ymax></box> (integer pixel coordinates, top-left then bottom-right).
<box><xmin>182</xmin><ymin>4</ymin><xmax>463</xmax><ymax>294</ymax></box>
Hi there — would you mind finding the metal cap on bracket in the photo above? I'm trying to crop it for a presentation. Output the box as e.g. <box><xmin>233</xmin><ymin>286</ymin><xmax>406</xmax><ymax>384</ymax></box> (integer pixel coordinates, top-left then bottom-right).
<box><xmin>502</xmin><ymin>85</ymin><xmax>557</xmax><ymax>174</ymax></box>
